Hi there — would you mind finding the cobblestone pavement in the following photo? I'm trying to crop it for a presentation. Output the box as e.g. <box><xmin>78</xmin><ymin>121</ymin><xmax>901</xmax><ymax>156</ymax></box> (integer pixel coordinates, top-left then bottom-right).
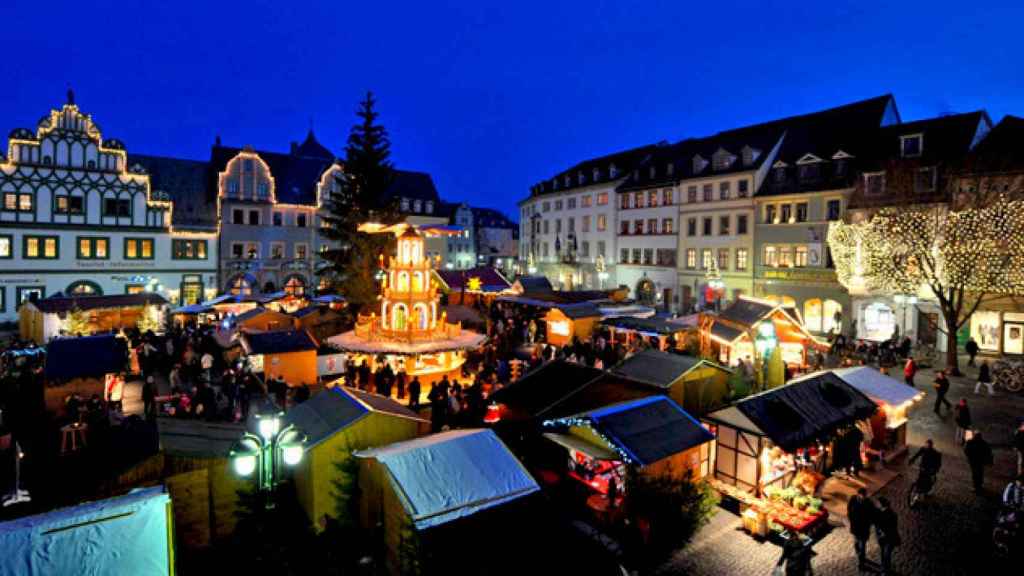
<box><xmin>655</xmin><ymin>358</ymin><xmax>1023</xmax><ymax>576</ymax></box>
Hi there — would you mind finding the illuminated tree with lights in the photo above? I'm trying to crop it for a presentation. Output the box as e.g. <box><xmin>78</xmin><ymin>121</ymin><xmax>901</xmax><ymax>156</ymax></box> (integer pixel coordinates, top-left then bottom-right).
<box><xmin>320</xmin><ymin>92</ymin><xmax>401</xmax><ymax>309</ymax></box>
<box><xmin>829</xmin><ymin>172</ymin><xmax>1024</xmax><ymax>375</ymax></box>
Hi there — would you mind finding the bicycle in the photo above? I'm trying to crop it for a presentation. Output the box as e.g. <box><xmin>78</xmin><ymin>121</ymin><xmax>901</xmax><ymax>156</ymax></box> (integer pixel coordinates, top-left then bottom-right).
<box><xmin>992</xmin><ymin>359</ymin><xmax>1024</xmax><ymax>393</ymax></box>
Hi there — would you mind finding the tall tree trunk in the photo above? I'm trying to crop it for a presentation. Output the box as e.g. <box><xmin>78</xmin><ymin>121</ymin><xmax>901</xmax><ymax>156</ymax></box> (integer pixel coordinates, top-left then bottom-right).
<box><xmin>944</xmin><ymin>311</ymin><xmax>962</xmax><ymax>376</ymax></box>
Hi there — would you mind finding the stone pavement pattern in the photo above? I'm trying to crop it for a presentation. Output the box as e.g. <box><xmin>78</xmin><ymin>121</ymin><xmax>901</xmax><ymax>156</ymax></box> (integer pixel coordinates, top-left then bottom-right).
<box><xmin>655</xmin><ymin>359</ymin><xmax>1022</xmax><ymax>576</ymax></box>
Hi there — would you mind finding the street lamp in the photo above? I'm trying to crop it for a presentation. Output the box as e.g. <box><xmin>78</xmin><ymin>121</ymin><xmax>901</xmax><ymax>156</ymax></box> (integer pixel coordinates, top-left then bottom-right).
<box><xmin>230</xmin><ymin>409</ymin><xmax>306</xmax><ymax>509</ymax></box>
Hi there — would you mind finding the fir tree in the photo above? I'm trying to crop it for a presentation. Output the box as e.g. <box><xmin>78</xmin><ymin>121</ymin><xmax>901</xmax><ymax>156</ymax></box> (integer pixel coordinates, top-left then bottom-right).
<box><xmin>320</xmin><ymin>92</ymin><xmax>401</xmax><ymax>310</ymax></box>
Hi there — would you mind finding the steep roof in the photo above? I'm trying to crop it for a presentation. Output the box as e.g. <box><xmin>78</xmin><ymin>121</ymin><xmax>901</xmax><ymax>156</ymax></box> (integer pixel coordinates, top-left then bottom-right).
<box><xmin>527</xmin><ymin>143</ymin><xmax>660</xmax><ymax>199</ymax></box>
<box><xmin>964</xmin><ymin>115</ymin><xmax>1024</xmax><ymax>173</ymax></box>
<box><xmin>45</xmin><ymin>334</ymin><xmax>128</xmax><ymax>379</ymax></box>
<box><xmin>717</xmin><ymin>297</ymin><xmax>778</xmax><ymax>328</ymax></box>
<box><xmin>129</xmin><ymin>154</ymin><xmax>217</xmax><ymax>230</ymax></box>
<box><xmin>286</xmin><ymin>386</ymin><xmax>423</xmax><ymax>448</ymax></box>
<box><xmin>209</xmin><ymin>140</ymin><xmax>339</xmax><ymax>206</ymax></box>
<box><xmin>550</xmin><ymin>396</ymin><xmax>713</xmax><ymax>466</ymax></box>
<box><xmin>541</xmin><ymin>373</ymin><xmax>658</xmax><ymax>420</ymax></box>
<box><xmin>612</xmin><ymin>349</ymin><xmax>729</xmax><ymax>388</ymax></box>
<box><xmin>471</xmin><ymin>206</ymin><xmax>517</xmax><ymax>228</ymax></box>
<box><xmin>862</xmin><ymin>111</ymin><xmax>991</xmax><ymax>170</ymax></box>
<box><xmin>381</xmin><ymin>170</ymin><xmax>441</xmax><ymax>205</ymax></box>
<box><xmin>242</xmin><ymin>329</ymin><xmax>317</xmax><ymax>355</ymax></box>
<box><xmin>30</xmin><ymin>293</ymin><xmax>168</xmax><ymax>314</ymax></box>
<box><xmin>356</xmin><ymin>429</ymin><xmax>539</xmax><ymax>530</ymax></box>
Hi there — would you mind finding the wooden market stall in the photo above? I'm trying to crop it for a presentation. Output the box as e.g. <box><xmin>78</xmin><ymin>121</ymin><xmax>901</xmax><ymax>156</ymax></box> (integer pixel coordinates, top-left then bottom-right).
<box><xmin>544</xmin><ymin>303</ymin><xmax>602</xmax><ymax>347</ymax></box>
<box><xmin>355</xmin><ymin>429</ymin><xmax>539</xmax><ymax>576</ymax></box>
<box><xmin>233</xmin><ymin>307</ymin><xmax>297</xmax><ymax>333</ymax></box>
<box><xmin>20</xmin><ymin>293</ymin><xmax>168</xmax><ymax>343</ymax></box>
<box><xmin>241</xmin><ymin>329</ymin><xmax>319</xmax><ymax>386</ymax></box>
<box><xmin>832</xmin><ymin>366</ymin><xmax>925</xmax><ymax>462</ymax></box>
<box><xmin>702</xmin><ymin>372</ymin><xmax>877</xmax><ymax>538</ymax></box>
<box><xmin>433</xmin><ymin>266</ymin><xmax>515</xmax><ymax>307</ymax></box>
<box><xmin>701</xmin><ymin>296</ymin><xmax>826</xmax><ymax>370</ymax></box>
<box><xmin>601</xmin><ymin>315</ymin><xmax>695</xmax><ymax>351</ymax></box>
<box><xmin>611</xmin><ymin>349</ymin><xmax>732</xmax><ymax>417</ymax></box>
<box><xmin>291</xmin><ymin>304</ymin><xmax>346</xmax><ymax>342</ymax></box>
<box><xmin>541</xmin><ymin>396</ymin><xmax>714</xmax><ymax>502</ymax></box>
<box><xmin>286</xmin><ymin>386</ymin><xmax>427</xmax><ymax>529</ymax></box>
<box><xmin>43</xmin><ymin>334</ymin><xmax>129</xmax><ymax>417</ymax></box>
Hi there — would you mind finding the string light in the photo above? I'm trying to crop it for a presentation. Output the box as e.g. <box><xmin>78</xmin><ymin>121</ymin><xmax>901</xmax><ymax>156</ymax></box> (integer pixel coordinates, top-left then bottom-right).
<box><xmin>828</xmin><ymin>196</ymin><xmax>1024</xmax><ymax>296</ymax></box>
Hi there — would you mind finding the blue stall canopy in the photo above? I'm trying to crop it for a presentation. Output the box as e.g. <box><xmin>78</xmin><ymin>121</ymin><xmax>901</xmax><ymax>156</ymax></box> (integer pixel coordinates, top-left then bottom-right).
<box><xmin>356</xmin><ymin>429</ymin><xmax>539</xmax><ymax>530</ymax></box>
<box><xmin>0</xmin><ymin>487</ymin><xmax>173</xmax><ymax>575</ymax></box>
<box><xmin>831</xmin><ymin>366</ymin><xmax>924</xmax><ymax>407</ymax></box>
<box><xmin>45</xmin><ymin>334</ymin><xmax>127</xmax><ymax>380</ymax></box>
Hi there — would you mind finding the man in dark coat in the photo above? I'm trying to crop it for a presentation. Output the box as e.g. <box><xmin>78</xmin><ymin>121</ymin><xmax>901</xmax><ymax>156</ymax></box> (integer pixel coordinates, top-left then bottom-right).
<box><xmin>965</xmin><ymin>337</ymin><xmax>979</xmax><ymax>366</ymax></box>
<box><xmin>933</xmin><ymin>371</ymin><xmax>951</xmax><ymax>414</ymax></box>
<box><xmin>847</xmin><ymin>487</ymin><xmax>875</xmax><ymax>569</ymax></box>
<box><xmin>964</xmin><ymin>431</ymin><xmax>994</xmax><ymax>494</ymax></box>
<box><xmin>874</xmin><ymin>497</ymin><xmax>900</xmax><ymax>575</ymax></box>
<box><xmin>408</xmin><ymin>376</ymin><xmax>422</xmax><ymax>410</ymax></box>
<box><xmin>775</xmin><ymin>531</ymin><xmax>814</xmax><ymax>576</ymax></box>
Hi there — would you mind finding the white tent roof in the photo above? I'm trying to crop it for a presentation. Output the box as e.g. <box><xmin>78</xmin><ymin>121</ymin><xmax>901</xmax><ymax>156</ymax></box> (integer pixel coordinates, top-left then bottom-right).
<box><xmin>356</xmin><ymin>429</ymin><xmax>539</xmax><ymax>529</ymax></box>
<box><xmin>831</xmin><ymin>366</ymin><xmax>923</xmax><ymax>406</ymax></box>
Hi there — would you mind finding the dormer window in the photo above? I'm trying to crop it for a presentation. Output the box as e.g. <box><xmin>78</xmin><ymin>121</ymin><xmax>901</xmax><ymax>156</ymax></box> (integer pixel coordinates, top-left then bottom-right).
<box><xmin>712</xmin><ymin>148</ymin><xmax>736</xmax><ymax>171</ymax></box>
<box><xmin>834</xmin><ymin>159</ymin><xmax>848</xmax><ymax>178</ymax></box>
<box><xmin>798</xmin><ymin>163</ymin><xmax>820</xmax><ymax>181</ymax></box>
<box><xmin>425</xmin><ymin>201</ymin><xmax>434</xmax><ymax>213</ymax></box>
<box><xmin>413</xmin><ymin>200</ymin><xmax>422</xmax><ymax>213</ymax></box>
<box><xmin>741</xmin><ymin>146</ymin><xmax>761</xmax><ymax>166</ymax></box>
<box><xmin>901</xmin><ymin>134</ymin><xmax>923</xmax><ymax>158</ymax></box>
<box><xmin>578</xmin><ymin>171</ymin><xmax>585</xmax><ymax>185</ymax></box>
<box><xmin>666</xmin><ymin>163</ymin><xmax>674</xmax><ymax>176</ymax></box>
<box><xmin>649</xmin><ymin>166</ymin><xmax>656</xmax><ymax>179</ymax></box>
<box><xmin>609</xmin><ymin>164</ymin><xmax>618</xmax><ymax>178</ymax></box>
<box><xmin>774</xmin><ymin>167</ymin><xmax>787</xmax><ymax>184</ymax></box>
<box><xmin>692</xmin><ymin>155</ymin><xmax>708</xmax><ymax>174</ymax></box>
<box><xmin>401</xmin><ymin>198</ymin><xmax>410</xmax><ymax>212</ymax></box>
<box><xmin>564</xmin><ymin>175</ymin><xmax>571</xmax><ymax>187</ymax></box>
<box><xmin>593</xmin><ymin>167</ymin><xmax>600</xmax><ymax>181</ymax></box>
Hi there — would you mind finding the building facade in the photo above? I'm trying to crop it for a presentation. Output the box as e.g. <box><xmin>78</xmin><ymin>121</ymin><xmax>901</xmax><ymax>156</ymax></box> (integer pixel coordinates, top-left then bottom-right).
<box><xmin>0</xmin><ymin>95</ymin><xmax>218</xmax><ymax>322</ymax></box>
<box><xmin>471</xmin><ymin>206</ymin><xmax>517</xmax><ymax>275</ymax></box>
<box><xmin>520</xmin><ymin>145</ymin><xmax>657</xmax><ymax>290</ymax></box>
<box><xmin>446</xmin><ymin>203</ymin><xmax>476</xmax><ymax>270</ymax></box>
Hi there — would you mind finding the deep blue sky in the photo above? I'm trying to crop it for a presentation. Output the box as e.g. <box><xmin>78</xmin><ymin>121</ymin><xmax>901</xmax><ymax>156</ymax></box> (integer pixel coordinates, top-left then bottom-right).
<box><xmin>3</xmin><ymin>1</ymin><xmax>1022</xmax><ymax>219</ymax></box>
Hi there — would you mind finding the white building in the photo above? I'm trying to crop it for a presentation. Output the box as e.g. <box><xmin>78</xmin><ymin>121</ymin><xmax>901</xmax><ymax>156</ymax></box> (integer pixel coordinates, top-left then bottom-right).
<box><xmin>519</xmin><ymin>145</ymin><xmax>657</xmax><ymax>290</ymax></box>
<box><xmin>0</xmin><ymin>94</ymin><xmax>218</xmax><ymax>322</ymax></box>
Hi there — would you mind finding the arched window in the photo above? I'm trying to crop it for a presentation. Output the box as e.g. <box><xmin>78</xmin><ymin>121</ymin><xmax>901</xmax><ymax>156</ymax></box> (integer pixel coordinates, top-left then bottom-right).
<box><xmin>283</xmin><ymin>275</ymin><xmax>306</xmax><ymax>296</ymax></box>
<box><xmin>392</xmin><ymin>304</ymin><xmax>408</xmax><ymax>331</ymax></box>
<box><xmin>396</xmin><ymin>272</ymin><xmax>410</xmax><ymax>292</ymax></box>
<box><xmin>67</xmin><ymin>280</ymin><xmax>103</xmax><ymax>295</ymax></box>
<box><xmin>412</xmin><ymin>272</ymin><xmax>424</xmax><ymax>292</ymax></box>
<box><xmin>803</xmin><ymin>298</ymin><xmax>823</xmax><ymax>332</ymax></box>
<box><xmin>229</xmin><ymin>274</ymin><xmax>254</xmax><ymax>296</ymax></box>
<box><xmin>823</xmin><ymin>300</ymin><xmax>843</xmax><ymax>333</ymax></box>
<box><xmin>413</xmin><ymin>303</ymin><xmax>430</xmax><ymax>330</ymax></box>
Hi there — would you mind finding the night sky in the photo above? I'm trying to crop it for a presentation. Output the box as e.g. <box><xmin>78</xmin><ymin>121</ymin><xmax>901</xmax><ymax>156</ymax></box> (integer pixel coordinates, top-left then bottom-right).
<box><xmin>3</xmin><ymin>1</ymin><xmax>1021</xmax><ymax>219</ymax></box>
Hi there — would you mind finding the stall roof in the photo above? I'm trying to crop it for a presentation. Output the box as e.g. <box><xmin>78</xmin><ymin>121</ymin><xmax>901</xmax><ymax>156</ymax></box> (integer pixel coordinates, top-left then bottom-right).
<box><xmin>709</xmin><ymin>322</ymin><xmax>745</xmax><ymax>343</ymax></box>
<box><xmin>312</xmin><ymin>294</ymin><xmax>347</xmax><ymax>305</ymax></box>
<box><xmin>612</xmin><ymin>349</ymin><xmax>731</xmax><ymax>388</ymax></box>
<box><xmin>44</xmin><ymin>334</ymin><xmax>127</xmax><ymax>380</ymax></box>
<box><xmin>513</xmin><ymin>276</ymin><xmax>553</xmax><ymax>293</ymax></box>
<box><xmin>30</xmin><ymin>292</ymin><xmax>168</xmax><ymax>314</ymax></box>
<box><xmin>498</xmin><ymin>290</ymin><xmax>614</xmax><ymax>308</ymax></box>
<box><xmin>292</xmin><ymin>305</ymin><xmax>335</xmax><ymax>319</ymax></box>
<box><xmin>718</xmin><ymin>298</ymin><xmax>777</xmax><ymax>328</ymax></box>
<box><xmin>287</xmin><ymin>386</ymin><xmax>425</xmax><ymax>448</ymax></box>
<box><xmin>705</xmin><ymin>372</ymin><xmax>877</xmax><ymax>452</ymax></box>
<box><xmin>543</xmin><ymin>373</ymin><xmax>658</xmax><ymax>420</ymax></box>
<box><xmin>242</xmin><ymin>329</ymin><xmax>318</xmax><ymax>355</ymax></box>
<box><xmin>434</xmin><ymin>267</ymin><xmax>512</xmax><ymax>293</ymax></box>
<box><xmin>831</xmin><ymin>366</ymin><xmax>922</xmax><ymax>406</ymax></box>
<box><xmin>490</xmin><ymin>361</ymin><xmax>604</xmax><ymax>420</ymax></box>
<box><xmin>602</xmin><ymin>316</ymin><xmax>686</xmax><ymax>335</ymax></box>
<box><xmin>356</xmin><ymin>429</ymin><xmax>539</xmax><ymax>530</ymax></box>
<box><xmin>0</xmin><ymin>487</ymin><xmax>172</xmax><ymax>576</ymax></box>
<box><xmin>542</xmin><ymin>432</ymin><xmax>618</xmax><ymax>461</ymax></box>
<box><xmin>550</xmin><ymin>396</ymin><xmax>713</xmax><ymax>466</ymax></box>
<box><xmin>158</xmin><ymin>418</ymin><xmax>246</xmax><ymax>458</ymax></box>
<box><xmin>234</xmin><ymin>306</ymin><xmax>289</xmax><ymax>323</ymax></box>
<box><xmin>171</xmin><ymin>302</ymin><xmax>213</xmax><ymax>315</ymax></box>
<box><xmin>551</xmin><ymin>303</ymin><xmax>602</xmax><ymax>319</ymax></box>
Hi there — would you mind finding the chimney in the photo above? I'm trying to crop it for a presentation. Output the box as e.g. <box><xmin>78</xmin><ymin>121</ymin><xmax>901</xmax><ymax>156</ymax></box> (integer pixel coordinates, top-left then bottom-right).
<box><xmin>291</xmin><ymin>141</ymin><xmax>298</xmax><ymax>154</ymax></box>
<box><xmin>214</xmin><ymin>135</ymin><xmax>222</xmax><ymax>147</ymax></box>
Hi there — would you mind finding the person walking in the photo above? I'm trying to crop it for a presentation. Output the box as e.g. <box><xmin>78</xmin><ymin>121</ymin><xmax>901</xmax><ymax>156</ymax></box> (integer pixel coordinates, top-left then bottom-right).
<box><xmin>395</xmin><ymin>370</ymin><xmax>407</xmax><ymax>400</ymax></box>
<box><xmin>903</xmin><ymin>356</ymin><xmax>917</xmax><ymax>387</ymax></box>
<box><xmin>847</xmin><ymin>487</ymin><xmax>876</xmax><ymax>570</ymax></box>
<box><xmin>142</xmin><ymin>375</ymin><xmax>157</xmax><ymax>421</ymax></box>
<box><xmin>874</xmin><ymin>497</ymin><xmax>900</xmax><ymax>576</ymax></box>
<box><xmin>965</xmin><ymin>337</ymin><xmax>979</xmax><ymax>367</ymax></box>
<box><xmin>1014</xmin><ymin>422</ymin><xmax>1024</xmax><ymax>477</ymax></box>
<box><xmin>774</xmin><ymin>531</ymin><xmax>815</xmax><ymax>576</ymax></box>
<box><xmin>933</xmin><ymin>370</ymin><xmax>952</xmax><ymax>414</ymax></box>
<box><xmin>964</xmin><ymin>430</ymin><xmax>993</xmax><ymax>494</ymax></box>
<box><xmin>954</xmin><ymin>399</ymin><xmax>972</xmax><ymax>445</ymax></box>
<box><xmin>408</xmin><ymin>376</ymin><xmax>422</xmax><ymax>411</ymax></box>
<box><xmin>975</xmin><ymin>360</ymin><xmax>994</xmax><ymax>395</ymax></box>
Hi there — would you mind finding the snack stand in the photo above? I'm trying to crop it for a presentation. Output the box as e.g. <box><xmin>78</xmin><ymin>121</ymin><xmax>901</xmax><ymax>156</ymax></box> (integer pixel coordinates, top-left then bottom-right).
<box><xmin>700</xmin><ymin>296</ymin><xmax>826</xmax><ymax>370</ymax></box>
<box><xmin>832</xmin><ymin>366</ymin><xmax>924</xmax><ymax>461</ymax></box>
<box><xmin>703</xmin><ymin>372</ymin><xmax>877</xmax><ymax>538</ymax></box>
